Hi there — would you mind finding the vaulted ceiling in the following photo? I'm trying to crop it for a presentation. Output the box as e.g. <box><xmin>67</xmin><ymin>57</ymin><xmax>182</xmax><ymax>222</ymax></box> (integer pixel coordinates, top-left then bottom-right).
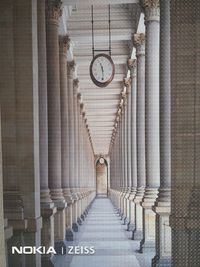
<box><xmin>64</xmin><ymin>1</ymin><xmax>141</xmax><ymax>155</ymax></box>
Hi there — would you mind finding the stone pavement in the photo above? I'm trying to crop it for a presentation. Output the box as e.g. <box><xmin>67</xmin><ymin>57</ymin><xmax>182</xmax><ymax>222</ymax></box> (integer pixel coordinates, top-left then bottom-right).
<box><xmin>52</xmin><ymin>198</ymin><xmax>153</xmax><ymax>267</ymax></box>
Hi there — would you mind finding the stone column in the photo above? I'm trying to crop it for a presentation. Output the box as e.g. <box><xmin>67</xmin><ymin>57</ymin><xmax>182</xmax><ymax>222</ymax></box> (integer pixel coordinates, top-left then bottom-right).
<box><xmin>13</xmin><ymin>0</ymin><xmax>44</xmax><ymax>265</ymax></box>
<box><xmin>73</xmin><ymin>78</ymin><xmax>79</xmax><ymax>194</ymax></box>
<box><xmin>121</xmin><ymin>98</ymin><xmax>126</xmax><ymax>219</ymax></box>
<box><xmin>119</xmin><ymin>111</ymin><xmax>123</xmax><ymax>197</ymax></box>
<box><xmin>170</xmin><ymin>1</ymin><xmax>200</xmax><ymax>266</ymax></box>
<box><xmin>127</xmin><ymin>60</ymin><xmax>137</xmax><ymax>232</ymax></box>
<box><xmin>124</xmin><ymin>91</ymin><xmax>129</xmax><ymax>222</ymax></box>
<box><xmin>67</xmin><ymin>61</ymin><xmax>79</xmax><ymax>232</ymax></box>
<box><xmin>79</xmin><ymin>102</ymin><xmax>85</xmax><ymax>216</ymax></box>
<box><xmin>78</xmin><ymin>96</ymin><xmax>85</xmax><ymax>221</ymax></box>
<box><xmin>59</xmin><ymin>35</ymin><xmax>75</xmax><ymax>241</ymax></box>
<box><xmin>124</xmin><ymin>78</ymin><xmax>131</xmax><ymax>226</ymax></box>
<box><xmin>72</xmin><ymin>78</ymin><xmax>81</xmax><ymax>229</ymax></box>
<box><xmin>0</xmin><ymin>111</ymin><xmax>6</xmax><ymax>267</ymax></box>
<box><xmin>0</xmin><ymin>1</ymin><xmax>25</xmax><ymax>266</ymax></box>
<box><xmin>132</xmin><ymin>33</ymin><xmax>146</xmax><ymax>241</ymax></box>
<box><xmin>140</xmin><ymin>0</ymin><xmax>160</xmax><ymax>253</ymax></box>
<box><xmin>38</xmin><ymin>0</ymin><xmax>56</xmax><ymax>265</ymax></box>
<box><xmin>46</xmin><ymin>0</ymin><xmax>66</xmax><ymax>252</ymax></box>
<box><xmin>152</xmin><ymin>0</ymin><xmax>171</xmax><ymax>266</ymax></box>
<box><xmin>119</xmin><ymin>105</ymin><xmax>124</xmax><ymax>215</ymax></box>
<box><xmin>73</xmin><ymin>79</ymin><xmax>83</xmax><ymax>226</ymax></box>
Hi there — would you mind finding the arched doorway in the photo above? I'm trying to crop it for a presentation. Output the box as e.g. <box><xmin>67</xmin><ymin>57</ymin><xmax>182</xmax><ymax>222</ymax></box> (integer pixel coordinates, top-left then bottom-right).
<box><xmin>96</xmin><ymin>157</ymin><xmax>108</xmax><ymax>197</ymax></box>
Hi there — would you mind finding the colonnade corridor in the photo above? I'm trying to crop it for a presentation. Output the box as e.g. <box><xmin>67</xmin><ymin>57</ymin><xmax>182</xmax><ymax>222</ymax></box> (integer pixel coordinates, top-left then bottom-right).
<box><xmin>52</xmin><ymin>198</ymin><xmax>153</xmax><ymax>267</ymax></box>
<box><xmin>1</xmin><ymin>0</ymin><xmax>200</xmax><ymax>267</ymax></box>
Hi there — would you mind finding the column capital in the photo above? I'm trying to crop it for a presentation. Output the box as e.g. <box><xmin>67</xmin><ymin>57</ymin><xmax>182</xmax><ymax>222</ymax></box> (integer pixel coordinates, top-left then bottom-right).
<box><xmin>123</xmin><ymin>78</ymin><xmax>131</xmax><ymax>94</ymax></box>
<box><xmin>67</xmin><ymin>60</ymin><xmax>76</xmax><ymax>78</ymax></box>
<box><xmin>133</xmin><ymin>33</ymin><xmax>145</xmax><ymax>56</ymax></box>
<box><xmin>80</xmin><ymin>102</ymin><xmax>85</xmax><ymax>115</ymax></box>
<box><xmin>59</xmin><ymin>35</ymin><xmax>70</xmax><ymax>54</ymax></box>
<box><xmin>77</xmin><ymin>92</ymin><xmax>82</xmax><ymax>102</ymax></box>
<box><xmin>116</xmin><ymin>115</ymin><xmax>120</xmax><ymax>123</ymax></box>
<box><xmin>46</xmin><ymin>0</ymin><xmax>62</xmax><ymax>22</ymax></box>
<box><xmin>73</xmin><ymin>78</ymin><xmax>80</xmax><ymax>95</ymax></box>
<box><xmin>82</xmin><ymin>111</ymin><xmax>86</xmax><ymax>118</ymax></box>
<box><xmin>133</xmin><ymin>33</ymin><xmax>145</xmax><ymax>47</ymax></box>
<box><xmin>120</xmin><ymin>91</ymin><xmax>126</xmax><ymax>100</ymax></box>
<box><xmin>141</xmin><ymin>0</ymin><xmax>160</xmax><ymax>22</ymax></box>
<box><xmin>117</xmin><ymin>107</ymin><xmax>122</xmax><ymax>115</ymax></box>
<box><xmin>127</xmin><ymin>59</ymin><xmax>137</xmax><ymax>77</ymax></box>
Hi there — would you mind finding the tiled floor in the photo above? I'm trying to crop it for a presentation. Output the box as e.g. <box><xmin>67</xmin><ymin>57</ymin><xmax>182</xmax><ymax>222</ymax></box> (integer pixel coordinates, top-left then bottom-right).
<box><xmin>52</xmin><ymin>198</ymin><xmax>153</xmax><ymax>267</ymax></box>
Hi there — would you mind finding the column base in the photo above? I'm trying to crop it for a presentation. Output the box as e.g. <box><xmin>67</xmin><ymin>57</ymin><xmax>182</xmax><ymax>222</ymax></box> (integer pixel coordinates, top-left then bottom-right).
<box><xmin>116</xmin><ymin>208</ymin><xmax>121</xmax><ymax>215</ymax></box>
<box><xmin>132</xmin><ymin>229</ymin><xmax>143</xmax><ymax>240</ymax></box>
<box><xmin>124</xmin><ymin>217</ymin><xmax>129</xmax><ymax>225</ymax></box>
<box><xmin>139</xmin><ymin>239</ymin><xmax>155</xmax><ymax>254</ymax></box>
<box><xmin>54</xmin><ymin>241</ymin><xmax>66</xmax><ymax>255</ymax></box>
<box><xmin>118</xmin><ymin>210</ymin><xmax>123</xmax><ymax>217</ymax></box>
<box><xmin>83</xmin><ymin>210</ymin><xmax>88</xmax><ymax>217</ymax></box>
<box><xmin>127</xmin><ymin>223</ymin><xmax>135</xmax><ymax>231</ymax></box>
<box><xmin>120</xmin><ymin>214</ymin><xmax>125</xmax><ymax>221</ymax></box>
<box><xmin>41</xmin><ymin>255</ymin><xmax>54</xmax><ymax>267</ymax></box>
<box><xmin>77</xmin><ymin>217</ymin><xmax>83</xmax><ymax>226</ymax></box>
<box><xmin>72</xmin><ymin>222</ymin><xmax>79</xmax><ymax>232</ymax></box>
<box><xmin>81</xmin><ymin>214</ymin><xmax>85</xmax><ymax>221</ymax></box>
<box><xmin>65</xmin><ymin>228</ymin><xmax>74</xmax><ymax>241</ymax></box>
<box><xmin>152</xmin><ymin>256</ymin><xmax>171</xmax><ymax>267</ymax></box>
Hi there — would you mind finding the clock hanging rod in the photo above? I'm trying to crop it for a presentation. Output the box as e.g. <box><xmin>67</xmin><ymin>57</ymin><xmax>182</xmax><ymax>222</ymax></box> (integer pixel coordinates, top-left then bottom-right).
<box><xmin>91</xmin><ymin>5</ymin><xmax>112</xmax><ymax>58</ymax></box>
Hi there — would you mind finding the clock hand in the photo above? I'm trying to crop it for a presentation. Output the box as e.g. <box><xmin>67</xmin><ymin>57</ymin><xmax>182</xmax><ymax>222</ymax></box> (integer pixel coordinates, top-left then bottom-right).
<box><xmin>100</xmin><ymin>63</ymin><xmax>104</xmax><ymax>80</ymax></box>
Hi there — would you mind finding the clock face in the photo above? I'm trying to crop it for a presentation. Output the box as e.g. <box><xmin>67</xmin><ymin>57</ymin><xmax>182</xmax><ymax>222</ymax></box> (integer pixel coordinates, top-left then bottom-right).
<box><xmin>99</xmin><ymin>157</ymin><xmax>105</xmax><ymax>164</ymax></box>
<box><xmin>90</xmin><ymin>54</ymin><xmax>115</xmax><ymax>87</ymax></box>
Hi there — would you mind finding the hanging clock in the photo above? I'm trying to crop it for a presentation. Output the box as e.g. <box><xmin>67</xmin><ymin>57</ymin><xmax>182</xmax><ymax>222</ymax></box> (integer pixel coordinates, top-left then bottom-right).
<box><xmin>90</xmin><ymin>53</ymin><xmax>115</xmax><ymax>88</ymax></box>
<box><xmin>99</xmin><ymin>157</ymin><xmax>105</xmax><ymax>164</ymax></box>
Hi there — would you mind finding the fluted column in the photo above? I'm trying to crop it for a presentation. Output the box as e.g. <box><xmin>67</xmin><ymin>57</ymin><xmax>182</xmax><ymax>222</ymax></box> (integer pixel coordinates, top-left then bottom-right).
<box><xmin>67</xmin><ymin>61</ymin><xmax>75</xmax><ymax>190</ymax></box>
<box><xmin>59</xmin><ymin>35</ymin><xmax>70</xmax><ymax>191</ymax></box>
<box><xmin>39</xmin><ymin>0</ymin><xmax>52</xmax><ymax>206</ymax></box>
<box><xmin>119</xmin><ymin>104</ymin><xmax>124</xmax><ymax>214</ymax></box>
<box><xmin>127</xmin><ymin>60</ymin><xmax>137</xmax><ymax>232</ymax></box>
<box><xmin>120</xmin><ymin>96</ymin><xmax>127</xmax><ymax>219</ymax></box>
<box><xmin>73</xmin><ymin>79</ymin><xmax>83</xmax><ymax>226</ymax></box>
<box><xmin>140</xmin><ymin>0</ymin><xmax>160</xmax><ymax>253</ymax></box>
<box><xmin>63</xmin><ymin>56</ymin><xmax>74</xmax><ymax>237</ymax></box>
<box><xmin>170</xmin><ymin>1</ymin><xmax>200</xmax><ymax>265</ymax></box>
<box><xmin>78</xmin><ymin>96</ymin><xmax>86</xmax><ymax>221</ymax></box>
<box><xmin>133</xmin><ymin>33</ymin><xmax>146</xmax><ymax>241</ymax></box>
<box><xmin>46</xmin><ymin>0</ymin><xmax>66</xmax><ymax>250</ymax></box>
<box><xmin>73</xmin><ymin>78</ymin><xmax>79</xmax><ymax>196</ymax></box>
<box><xmin>67</xmin><ymin>61</ymin><xmax>79</xmax><ymax>232</ymax></box>
<box><xmin>124</xmin><ymin>78</ymin><xmax>132</xmax><ymax>226</ymax></box>
<box><xmin>38</xmin><ymin>0</ymin><xmax>56</xmax><ymax>265</ymax></box>
<box><xmin>0</xmin><ymin>112</ymin><xmax>6</xmax><ymax>267</ymax></box>
<box><xmin>152</xmin><ymin>0</ymin><xmax>171</xmax><ymax>265</ymax></box>
<box><xmin>59</xmin><ymin>35</ymin><xmax>75</xmax><ymax>241</ymax></box>
<box><xmin>74</xmin><ymin>79</ymin><xmax>82</xmax><ymax>228</ymax></box>
<box><xmin>124</xmin><ymin>88</ymin><xmax>129</xmax><ymax>222</ymax></box>
<box><xmin>2</xmin><ymin>0</ymin><xmax>42</xmax><ymax>265</ymax></box>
